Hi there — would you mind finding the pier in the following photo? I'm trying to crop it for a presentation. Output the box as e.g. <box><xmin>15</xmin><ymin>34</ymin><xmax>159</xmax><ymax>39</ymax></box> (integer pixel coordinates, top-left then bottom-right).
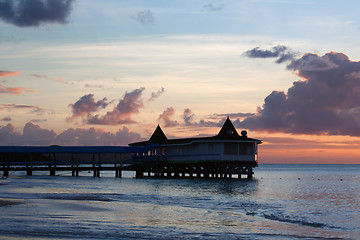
<box><xmin>0</xmin><ymin>145</ymin><xmax>157</xmax><ymax>178</ymax></box>
<box><xmin>0</xmin><ymin>146</ymin><xmax>255</xmax><ymax>179</ymax></box>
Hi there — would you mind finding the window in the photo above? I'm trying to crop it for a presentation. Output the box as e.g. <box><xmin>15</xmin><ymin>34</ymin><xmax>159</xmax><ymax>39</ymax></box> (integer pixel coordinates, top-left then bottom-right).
<box><xmin>208</xmin><ymin>143</ymin><xmax>214</xmax><ymax>153</ymax></box>
<box><xmin>224</xmin><ymin>142</ymin><xmax>238</xmax><ymax>155</ymax></box>
<box><xmin>239</xmin><ymin>143</ymin><xmax>253</xmax><ymax>155</ymax></box>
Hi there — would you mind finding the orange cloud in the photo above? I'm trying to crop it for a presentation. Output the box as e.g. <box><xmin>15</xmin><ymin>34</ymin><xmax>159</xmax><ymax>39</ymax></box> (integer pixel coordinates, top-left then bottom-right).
<box><xmin>0</xmin><ymin>71</ymin><xmax>21</xmax><ymax>78</ymax></box>
<box><xmin>0</xmin><ymin>85</ymin><xmax>28</xmax><ymax>95</ymax></box>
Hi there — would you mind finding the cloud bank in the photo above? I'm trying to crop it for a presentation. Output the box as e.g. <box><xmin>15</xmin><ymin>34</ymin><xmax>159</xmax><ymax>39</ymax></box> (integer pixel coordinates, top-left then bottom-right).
<box><xmin>0</xmin><ymin>122</ymin><xmax>141</xmax><ymax>146</ymax></box>
<box><xmin>0</xmin><ymin>0</ymin><xmax>75</xmax><ymax>27</ymax></box>
<box><xmin>240</xmin><ymin>51</ymin><xmax>360</xmax><ymax>136</ymax></box>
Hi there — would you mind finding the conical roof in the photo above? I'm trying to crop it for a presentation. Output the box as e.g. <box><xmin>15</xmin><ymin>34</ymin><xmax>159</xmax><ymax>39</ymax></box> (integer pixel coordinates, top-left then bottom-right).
<box><xmin>217</xmin><ymin>117</ymin><xmax>240</xmax><ymax>138</ymax></box>
<box><xmin>148</xmin><ymin>125</ymin><xmax>168</xmax><ymax>144</ymax></box>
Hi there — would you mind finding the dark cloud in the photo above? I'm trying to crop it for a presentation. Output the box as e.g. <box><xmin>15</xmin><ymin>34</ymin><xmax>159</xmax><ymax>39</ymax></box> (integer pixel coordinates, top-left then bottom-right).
<box><xmin>87</xmin><ymin>88</ymin><xmax>145</xmax><ymax>125</ymax></box>
<box><xmin>132</xmin><ymin>9</ymin><xmax>154</xmax><ymax>25</ymax></box>
<box><xmin>239</xmin><ymin>51</ymin><xmax>360</xmax><ymax>136</ymax></box>
<box><xmin>203</xmin><ymin>2</ymin><xmax>225</xmax><ymax>12</ymax></box>
<box><xmin>244</xmin><ymin>45</ymin><xmax>298</xmax><ymax>64</ymax></box>
<box><xmin>0</xmin><ymin>122</ymin><xmax>141</xmax><ymax>146</ymax></box>
<box><xmin>148</xmin><ymin>87</ymin><xmax>164</xmax><ymax>101</ymax></box>
<box><xmin>158</xmin><ymin>107</ymin><xmax>179</xmax><ymax>127</ymax></box>
<box><xmin>0</xmin><ymin>0</ymin><xmax>75</xmax><ymax>27</ymax></box>
<box><xmin>67</xmin><ymin>94</ymin><xmax>109</xmax><ymax>122</ymax></box>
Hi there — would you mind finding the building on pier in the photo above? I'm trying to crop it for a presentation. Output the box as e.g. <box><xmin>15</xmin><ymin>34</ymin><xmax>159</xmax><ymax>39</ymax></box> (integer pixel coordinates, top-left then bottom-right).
<box><xmin>130</xmin><ymin>117</ymin><xmax>262</xmax><ymax>179</ymax></box>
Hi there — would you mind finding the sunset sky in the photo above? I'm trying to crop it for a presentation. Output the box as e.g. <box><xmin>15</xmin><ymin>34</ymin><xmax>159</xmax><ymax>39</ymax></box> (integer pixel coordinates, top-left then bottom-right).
<box><xmin>1</xmin><ymin>0</ymin><xmax>360</xmax><ymax>164</ymax></box>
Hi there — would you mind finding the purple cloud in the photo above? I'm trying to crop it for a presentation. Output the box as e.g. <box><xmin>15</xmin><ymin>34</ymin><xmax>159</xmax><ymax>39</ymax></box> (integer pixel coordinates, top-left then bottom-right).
<box><xmin>239</xmin><ymin>51</ymin><xmax>360</xmax><ymax>136</ymax></box>
<box><xmin>183</xmin><ymin>108</ymin><xmax>195</xmax><ymax>125</ymax></box>
<box><xmin>87</xmin><ymin>88</ymin><xmax>145</xmax><ymax>125</ymax></box>
<box><xmin>158</xmin><ymin>107</ymin><xmax>179</xmax><ymax>127</ymax></box>
<box><xmin>0</xmin><ymin>122</ymin><xmax>141</xmax><ymax>146</ymax></box>
<box><xmin>67</xmin><ymin>94</ymin><xmax>109</xmax><ymax>122</ymax></box>
<box><xmin>148</xmin><ymin>87</ymin><xmax>165</xmax><ymax>101</ymax></box>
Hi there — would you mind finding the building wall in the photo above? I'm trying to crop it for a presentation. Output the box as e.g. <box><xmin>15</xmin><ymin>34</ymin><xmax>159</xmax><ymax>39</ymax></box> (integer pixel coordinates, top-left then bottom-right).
<box><xmin>163</xmin><ymin>141</ymin><xmax>258</xmax><ymax>163</ymax></box>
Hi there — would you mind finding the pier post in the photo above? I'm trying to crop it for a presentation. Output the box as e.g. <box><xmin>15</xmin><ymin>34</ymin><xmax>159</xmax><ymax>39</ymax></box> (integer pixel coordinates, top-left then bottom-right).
<box><xmin>1</xmin><ymin>154</ymin><xmax>8</xmax><ymax>177</ymax></box>
<box><xmin>27</xmin><ymin>153</ymin><xmax>33</xmax><ymax>176</ymax></box>
<box><xmin>92</xmin><ymin>153</ymin><xmax>96</xmax><ymax>177</ymax></box>
<box><xmin>247</xmin><ymin>165</ymin><xmax>253</xmax><ymax>179</ymax></box>
<box><xmin>136</xmin><ymin>169</ymin><xmax>144</xmax><ymax>178</ymax></box>
<box><xmin>115</xmin><ymin>153</ymin><xmax>122</xmax><ymax>178</ymax></box>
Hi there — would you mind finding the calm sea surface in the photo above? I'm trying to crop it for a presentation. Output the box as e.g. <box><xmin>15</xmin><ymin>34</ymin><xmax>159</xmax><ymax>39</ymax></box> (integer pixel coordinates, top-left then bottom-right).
<box><xmin>0</xmin><ymin>164</ymin><xmax>359</xmax><ymax>240</ymax></box>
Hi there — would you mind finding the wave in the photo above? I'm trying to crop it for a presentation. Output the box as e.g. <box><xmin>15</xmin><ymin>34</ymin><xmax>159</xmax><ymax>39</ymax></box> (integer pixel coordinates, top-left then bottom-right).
<box><xmin>262</xmin><ymin>213</ymin><xmax>335</xmax><ymax>229</ymax></box>
<box><xmin>45</xmin><ymin>193</ymin><xmax>116</xmax><ymax>202</ymax></box>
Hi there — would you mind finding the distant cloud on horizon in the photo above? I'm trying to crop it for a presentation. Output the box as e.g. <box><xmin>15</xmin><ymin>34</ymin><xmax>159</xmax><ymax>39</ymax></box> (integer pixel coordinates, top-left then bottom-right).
<box><xmin>0</xmin><ymin>0</ymin><xmax>76</xmax><ymax>27</ymax></box>
<box><xmin>238</xmin><ymin>51</ymin><xmax>360</xmax><ymax>137</ymax></box>
<box><xmin>0</xmin><ymin>122</ymin><xmax>142</xmax><ymax>146</ymax></box>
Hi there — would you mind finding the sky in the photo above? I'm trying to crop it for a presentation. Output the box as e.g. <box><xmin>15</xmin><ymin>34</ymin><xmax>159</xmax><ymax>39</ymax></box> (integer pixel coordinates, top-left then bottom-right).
<box><xmin>1</xmin><ymin>0</ymin><xmax>360</xmax><ymax>164</ymax></box>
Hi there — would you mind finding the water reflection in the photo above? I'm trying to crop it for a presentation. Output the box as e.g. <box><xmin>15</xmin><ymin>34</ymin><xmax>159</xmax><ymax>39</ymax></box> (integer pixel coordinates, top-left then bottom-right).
<box><xmin>143</xmin><ymin>178</ymin><xmax>259</xmax><ymax>197</ymax></box>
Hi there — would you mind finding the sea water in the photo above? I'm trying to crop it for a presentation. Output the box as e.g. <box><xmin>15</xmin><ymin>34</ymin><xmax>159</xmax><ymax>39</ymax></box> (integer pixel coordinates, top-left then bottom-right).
<box><xmin>0</xmin><ymin>164</ymin><xmax>359</xmax><ymax>240</ymax></box>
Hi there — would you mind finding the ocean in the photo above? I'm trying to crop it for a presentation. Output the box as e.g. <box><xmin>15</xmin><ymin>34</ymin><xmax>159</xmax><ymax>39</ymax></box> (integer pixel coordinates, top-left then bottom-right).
<box><xmin>0</xmin><ymin>164</ymin><xmax>359</xmax><ymax>240</ymax></box>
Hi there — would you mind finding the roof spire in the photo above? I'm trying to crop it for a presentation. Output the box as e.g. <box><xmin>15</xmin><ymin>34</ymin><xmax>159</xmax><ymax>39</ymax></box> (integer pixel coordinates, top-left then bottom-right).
<box><xmin>148</xmin><ymin>125</ymin><xmax>168</xmax><ymax>143</ymax></box>
<box><xmin>217</xmin><ymin>117</ymin><xmax>240</xmax><ymax>138</ymax></box>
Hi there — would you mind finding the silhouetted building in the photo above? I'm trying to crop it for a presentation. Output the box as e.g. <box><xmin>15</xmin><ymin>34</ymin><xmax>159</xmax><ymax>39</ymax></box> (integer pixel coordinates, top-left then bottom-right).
<box><xmin>130</xmin><ymin>117</ymin><xmax>262</xmax><ymax>179</ymax></box>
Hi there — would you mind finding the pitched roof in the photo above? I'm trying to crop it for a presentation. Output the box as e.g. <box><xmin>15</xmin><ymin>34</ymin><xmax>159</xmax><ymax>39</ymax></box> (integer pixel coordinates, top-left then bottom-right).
<box><xmin>217</xmin><ymin>117</ymin><xmax>240</xmax><ymax>138</ymax></box>
<box><xmin>149</xmin><ymin>125</ymin><xmax>167</xmax><ymax>144</ymax></box>
<box><xmin>129</xmin><ymin>118</ymin><xmax>262</xmax><ymax>146</ymax></box>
